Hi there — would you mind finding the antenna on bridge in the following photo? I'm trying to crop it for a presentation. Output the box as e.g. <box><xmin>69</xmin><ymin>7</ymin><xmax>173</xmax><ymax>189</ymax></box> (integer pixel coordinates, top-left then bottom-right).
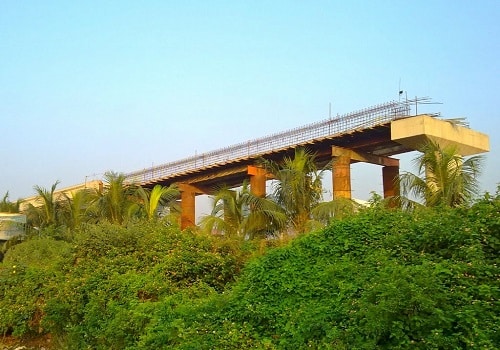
<box><xmin>329</xmin><ymin>102</ymin><xmax>332</xmax><ymax>119</ymax></box>
<box><xmin>398</xmin><ymin>78</ymin><xmax>409</xmax><ymax>109</ymax></box>
<box><xmin>398</xmin><ymin>78</ymin><xmax>404</xmax><ymax>102</ymax></box>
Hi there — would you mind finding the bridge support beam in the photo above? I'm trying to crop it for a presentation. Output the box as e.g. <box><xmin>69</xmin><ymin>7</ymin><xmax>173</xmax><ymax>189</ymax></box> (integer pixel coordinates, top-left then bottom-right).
<box><xmin>382</xmin><ymin>165</ymin><xmax>400</xmax><ymax>201</ymax></box>
<box><xmin>332</xmin><ymin>153</ymin><xmax>352</xmax><ymax>199</ymax></box>
<box><xmin>248</xmin><ymin>166</ymin><xmax>267</xmax><ymax>198</ymax></box>
<box><xmin>179</xmin><ymin>183</ymin><xmax>199</xmax><ymax>230</ymax></box>
<box><xmin>332</xmin><ymin>146</ymin><xmax>400</xmax><ymax>200</ymax></box>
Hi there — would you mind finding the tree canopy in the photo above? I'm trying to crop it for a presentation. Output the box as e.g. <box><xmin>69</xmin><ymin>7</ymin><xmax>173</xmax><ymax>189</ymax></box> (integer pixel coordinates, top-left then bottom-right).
<box><xmin>398</xmin><ymin>140</ymin><xmax>484</xmax><ymax>208</ymax></box>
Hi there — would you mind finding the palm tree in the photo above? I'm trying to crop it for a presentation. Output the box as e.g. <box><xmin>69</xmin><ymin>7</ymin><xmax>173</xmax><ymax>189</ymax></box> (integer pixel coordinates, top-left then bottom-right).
<box><xmin>200</xmin><ymin>182</ymin><xmax>286</xmax><ymax>239</ymax></box>
<box><xmin>200</xmin><ymin>186</ymin><xmax>244</xmax><ymax>237</ymax></box>
<box><xmin>136</xmin><ymin>184</ymin><xmax>180</xmax><ymax>221</ymax></box>
<box><xmin>90</xmin><ymin>172</ymin><xmax>139</xmax><ymax>225</ymax></box>
<box><xmin>398</xmin><ymin>140</ymin><xmax>483</xmax><ymax>208</ymax></box>
<box><xmin>59</xmin><ymin>189</ymin><xmax>93</xmax><ymax>230</ymax></box>
<box><xmin>0</xmin><ymin>192</ymin><xmax>20</xmax><ymax>213</ymax></box>
<box><xmin>26</xmin><ymin>181</ymin><xmax>62</xmax><ymax>228</ymax></box>
<box><xmin>261</xmin><ymin>148</ymin><xmax>329</xmax><ymax>234</ymax></box>
<box><xmin>311</xmin><ymin>197</ymin><xmax>360</xmax><ymax>227</ymax></box>
<box><xmin>244</xmin><ymin>191</ymin><xmax>288</xmax><ymax>238</ymax></box>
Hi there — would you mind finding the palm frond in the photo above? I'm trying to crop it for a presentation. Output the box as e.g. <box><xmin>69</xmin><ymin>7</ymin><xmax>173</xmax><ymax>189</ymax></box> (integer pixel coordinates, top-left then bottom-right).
<box><xmin>398</xmin><ymin>140</ymin><xmax>483</xmax><ymax>208</ymax></box>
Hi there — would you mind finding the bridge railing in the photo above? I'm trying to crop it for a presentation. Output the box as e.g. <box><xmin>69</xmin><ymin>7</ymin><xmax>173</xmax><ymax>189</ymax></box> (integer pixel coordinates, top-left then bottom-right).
<box><xmin>126</xmin><ymin>99</ymin><xmax>420</xmax><ymax>185</ymax></box>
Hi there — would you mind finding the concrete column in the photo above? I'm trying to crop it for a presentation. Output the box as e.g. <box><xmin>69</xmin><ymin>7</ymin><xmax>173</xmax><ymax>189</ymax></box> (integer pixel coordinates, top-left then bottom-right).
<box><xmin>248</xmin><ymin>165</ymin><xmax>267</xmax><ymax>198</ymax></box>
<box><xmin>332</xmin><ymin>155</ymin><xmax>351</xmax><ymax>199</ymax></box>
<box><xmin>179</xmin><ymin>184</ymin><xmax>196</xmax><ymax>229</ymax></box>
<box><xmin>382</xmin><ymin>165</ymin><xmax>400</xmax><ymax>199</ymax></box>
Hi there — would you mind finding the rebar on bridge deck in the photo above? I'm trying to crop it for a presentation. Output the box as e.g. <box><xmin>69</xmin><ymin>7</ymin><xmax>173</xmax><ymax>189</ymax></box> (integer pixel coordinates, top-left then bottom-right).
<box><xmin>125</xmin><ymin>97</ymin><xmax>431</xmax><ymax>186</ymax></box>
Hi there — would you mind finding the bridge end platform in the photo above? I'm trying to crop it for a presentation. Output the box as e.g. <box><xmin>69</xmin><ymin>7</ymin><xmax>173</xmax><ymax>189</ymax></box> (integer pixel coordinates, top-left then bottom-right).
<box><xmin>391</xmin><ymin>115</ymin><xmax>490</xmax><ymax>156</ymax></box>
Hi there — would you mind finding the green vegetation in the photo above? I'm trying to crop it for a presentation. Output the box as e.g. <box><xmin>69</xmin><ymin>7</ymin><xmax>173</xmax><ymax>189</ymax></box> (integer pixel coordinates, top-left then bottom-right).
<box><xmin>135</xmin><ymin>194</ymin><xmax>500</xmax><ymax>349</ymax></box>
<box><xmin>261</xmin><ymin>148</ymin><xmax>328</xmax><ymax>234</ymax></box>
<box><xmin>1</xmin><ymin>193</ymin><xmax>499</xmax><ymax>349</ymax></box>
<box><xmin>19</xmin><ymin>172</ymin><xmax>180</xmax><ymax>235</ymax></box>
<box><xmin>0</xmin><ymin>192</ymin><xmax>20</xmax><ymax>213</ymax></box>
<box><xmin>0</xmin><ymin>143</ymin><xmax>497</xmax><ymax>349</ymax></box>
<box><xmin>200</xmin><ymin>181</ymin><xmax>287</xmax><ymax>239</ymax></box>
<box><xmin>200</xmin><ymin>148</ymin><xmax>358</xmax><ymax>239</ymax></box>
<box><xmin>398</xmin><ymin>140</ymin><xmax>484</xmax><ymax>208</ymax></box>
<box><xmin>0</xmin><ymin>221</ymin><xmax>255</xmax><ymax>348</ymax></box>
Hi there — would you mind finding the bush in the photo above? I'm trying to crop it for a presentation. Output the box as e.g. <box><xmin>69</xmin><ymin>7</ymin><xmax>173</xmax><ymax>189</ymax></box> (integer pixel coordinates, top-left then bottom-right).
<box><xmin>4</xmin><ymin>221</ymin><xmax>253</xmax><ymax>349</ymax></box>
<box><xmin>2</xmin><ymin>199</ymin><xmax>499</xmax><ymax>349</ymax></box>
<box><xmin>2</xmin><ymin>237</ymin><xmax>73</xmax><ymax>270</ymax></box>
<box><xmin>0</xmin><ymin>237</ymin><xmax>72</xmax><ymax>336</ymax></box>
<box><xmin>139</xmin><ymin>201</ymin><xmax>500</xmax><ymax>349</ymax></box>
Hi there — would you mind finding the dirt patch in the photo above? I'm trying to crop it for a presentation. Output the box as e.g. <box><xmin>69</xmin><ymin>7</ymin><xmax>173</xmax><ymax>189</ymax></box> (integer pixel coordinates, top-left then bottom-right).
<box><xmin>0</xmin><ymin>334</ymin><xmax>53</xmax><ymax>350</ymax></box>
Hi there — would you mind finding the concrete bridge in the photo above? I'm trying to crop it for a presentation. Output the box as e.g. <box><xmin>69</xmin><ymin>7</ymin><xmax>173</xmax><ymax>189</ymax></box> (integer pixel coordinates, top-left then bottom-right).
<box><xmin>125</xmin><ymin>97</ymin><xmax>490</xmax><ymax>229</ymax></box>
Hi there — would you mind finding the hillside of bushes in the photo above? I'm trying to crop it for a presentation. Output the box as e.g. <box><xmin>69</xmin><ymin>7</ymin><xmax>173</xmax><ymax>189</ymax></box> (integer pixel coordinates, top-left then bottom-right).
<box><xmin>1</xmin><ymin>195</ymin><xmax>499</xmax><ymax>349</ymax></box>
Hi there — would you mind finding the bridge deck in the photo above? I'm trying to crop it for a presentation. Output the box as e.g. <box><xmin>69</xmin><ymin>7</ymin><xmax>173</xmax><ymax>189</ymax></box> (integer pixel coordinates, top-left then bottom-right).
<box><xmin>125</xmin><ymin>98</ymin><xmax>430</xmax><ymax>192</ymax></box>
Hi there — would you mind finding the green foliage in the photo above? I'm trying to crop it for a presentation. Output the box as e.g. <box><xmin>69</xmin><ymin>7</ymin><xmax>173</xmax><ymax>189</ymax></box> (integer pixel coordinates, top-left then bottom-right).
<box><xmin>0</xmin><ymin>238</ymin><xmax>72</xmax><ymax>337</ymax></box>
<box><xmin>0</xmin><ymin>221</ymin><xmax>253</xmax><ymax>348</ymax></box>
<box><xmin>261</xmin><ymin>147</ymin><xmax>329</xmax><ymax>234</ymax></box>
<box><xmin>398</xmin><ymin>140</ymin><xmax>484</xmax><ymax>208</ymax></box>
<box><xmin>89</xmin><ymin>172</ymin><xmax>139</xmax><ymax>225</ymax></box>
<box><xmin>1</xmin><ymin>195</ymin><xmax>499</xmax><ymax>349</ymax></box>
<box><xmin>135</xmin><ymin>184</ymin><xmax>180</xmax><ymax>221</ymax></box>
<box><xmin>24</xmin><ymin>181</ymin><xmax>62</xmax><ymax>228</ymax></box>
<box><xmin>139</xmin><ymin>198</ymin><xmax>500</xmax><ymax>349</ymax></box>
<box><xmin>3</xmin><ymin>237</ymin><xmax>73</xmax><ymax>270</ymax></box>
<box><xmin>0</xmin><ymin>192</ymin><xmax>20</xmax><ymax>213</ymax></box>
<box><xmin>58</xmin><ymin>188</ymin><xmax>94</xmax><ymax>230</ymax></box>
<box><xmin>0</xmin><ymin>265</ymin><xmax>49</xmax><ymax>336</ymax></box>
<box><xmin>200</xmin><ymin>182</ymin><xmax>287</xmax><ymax>239</ymax></box>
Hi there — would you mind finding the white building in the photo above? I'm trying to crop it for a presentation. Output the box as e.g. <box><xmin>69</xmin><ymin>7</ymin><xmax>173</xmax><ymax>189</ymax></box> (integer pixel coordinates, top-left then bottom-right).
<box><xmin>0</xmin><ymin>213</ymin><xmax>26</xmax><ymax>241</ymax></box>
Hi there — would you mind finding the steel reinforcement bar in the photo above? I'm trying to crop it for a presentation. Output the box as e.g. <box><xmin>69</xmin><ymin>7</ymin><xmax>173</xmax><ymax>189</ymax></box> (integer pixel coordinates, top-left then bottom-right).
<box><xmin>125</xmin><ymin>98</ymin><xmax>426</xmax><ymax>185</ymax></box>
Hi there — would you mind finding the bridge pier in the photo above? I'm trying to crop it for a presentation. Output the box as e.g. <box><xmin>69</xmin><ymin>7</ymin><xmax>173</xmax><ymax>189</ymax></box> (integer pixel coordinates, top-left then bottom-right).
<box><xmin>248</xmin><ymin>165</ymin><xmax>267</xmax><ymax>198</ymax></box>
<box><xmin>382</xmin><ymin>165</ymin><xmax>400</xmax><ymax>199</ymax></box>
<box><xmin>332</xmin><ymin>153</ymin><xmax>352</xmax><ymax>199</ymax></box>
<box><xmin>179</xmin><ymin>183</ymin><xmax>200</xmax><ymax>229</ymax></box>
<box><xmin>332</xmin><ymin>146</ymin><xmax>400</xmax><ymax>201</ymax></box>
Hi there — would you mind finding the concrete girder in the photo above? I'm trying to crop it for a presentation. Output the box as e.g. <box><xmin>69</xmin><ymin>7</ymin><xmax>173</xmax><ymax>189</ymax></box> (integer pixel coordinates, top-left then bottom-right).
<box><xmin>331</xmin><ymin>146</ymin><xmax>400</xmax><ymax>167</ymax></box>
<box><xmin>391</xmin><ymin>115</ymin><xmax>490</xmax><ymax>156</ymax></box>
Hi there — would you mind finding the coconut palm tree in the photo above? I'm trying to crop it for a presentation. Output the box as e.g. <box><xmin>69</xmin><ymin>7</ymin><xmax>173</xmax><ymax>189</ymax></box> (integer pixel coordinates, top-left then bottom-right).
<box><xmin>244</xmin><ymin>191</ymin><xmax>288</xmax><ymax>238</ymax></box>
<box><xmin>136</xmin><ymin>184</ymin><xmax>180</xmax><ymax>221</ymax></box>
<box><xmin>0</xmin><ymin>192</ymin><xmax>20</xmax><ymax>213</ymax></box>
<box><xmin>398</xmin><ymin>140</ymin><xmax>484</xmax><ymax>208</ymax></box>
<box><xmin>200</xmin><ymin>186</ymin><xmax>244</xmax><ymax>237</ymax></box>
<box><xmin>311</xmin><ymin>197</ymin><xmax>361</xmax><ymax>227</ymax></box>
<box><xmin>59</xmin><ymin>189</ymin><xmax>94</xmax><ymax>230</ymax></box>
<box><xmin>200</xmin><ymin>182</ymin><xmax>286</xmax><ymax>239</ymax></box>
<box><xmin>25</xmin><ymin>181</ymin><xmax>62</xmax><ymax>228</ymax></box>
<box><xmin>261</xmin><ymin>148</ymin><xmax>329</xmax><ymax>234</ymax></box>
<box><xmin>90</xmin><ymin>172</ymin><xmax>139</xmax><ymax>225</ymax></box>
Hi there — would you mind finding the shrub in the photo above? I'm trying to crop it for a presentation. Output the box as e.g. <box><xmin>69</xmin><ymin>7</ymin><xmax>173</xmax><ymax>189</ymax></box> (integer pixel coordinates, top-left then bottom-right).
<box><xmin>2</xmin><ymin>199</ymin><xmax>499</xmax><ymax>349</ymax></box>
<box><xmin>42</xmin><ymin>221</ymin><xmax>251</xmax><ymax>348</ymax></box>
<box><xmin>139</xmin><ymin>201</ymin><xmax>500</xmax><ymax>349</ymax></box>
<box><xmin>0</xmin><ymin>237</ymin><xmax>72</xmax><ymax>336</ymax></box>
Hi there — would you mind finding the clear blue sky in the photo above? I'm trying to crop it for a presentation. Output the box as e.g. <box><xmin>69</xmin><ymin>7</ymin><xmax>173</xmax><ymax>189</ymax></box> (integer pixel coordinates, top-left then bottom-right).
<box><xmin>1</xmin><ymin>1</ymin><xmax>499</xmax><ymax>203</ymax></box>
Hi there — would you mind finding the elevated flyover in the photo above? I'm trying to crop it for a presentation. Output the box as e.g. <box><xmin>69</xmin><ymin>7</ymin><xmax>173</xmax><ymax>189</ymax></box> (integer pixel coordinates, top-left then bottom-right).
<box><xmin>125</xmin><ymin>97</ymin><xmax>489</xmax><ymax>228</ymax></box>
